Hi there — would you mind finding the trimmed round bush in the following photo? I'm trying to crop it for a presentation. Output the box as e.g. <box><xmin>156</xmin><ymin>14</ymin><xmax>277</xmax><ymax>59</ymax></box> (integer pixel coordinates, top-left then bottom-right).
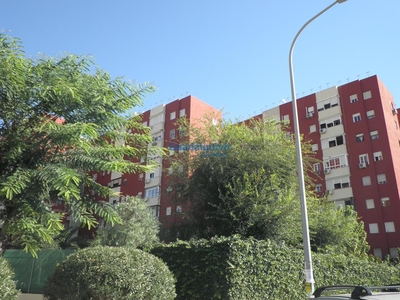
<box><xmin>43</xmin><ymin>246</ymin><xmax>176</xmax><ymax>300</ymax></box>
<box><xmin>0</xmin><ymin>257</ymin><xmax>19</xmax><ymax>300</ymax></box>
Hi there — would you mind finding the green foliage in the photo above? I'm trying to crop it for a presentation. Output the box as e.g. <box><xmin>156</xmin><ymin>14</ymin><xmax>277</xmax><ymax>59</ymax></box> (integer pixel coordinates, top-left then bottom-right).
<box><xmin>308</xmin><ymin>199</ymin><xmax>370</xmax><ymax>256</ymax></box>
<box><xmin>0</xmin><ymin>34</ymin><xmax>161</xmax><ymax>255</ymax></box>
<box><xmin>151</xmin><ymin>236</ymin><xmax>400</xmax><ymax>300</ymax></box>
<box><xmin>0</xmin><ymin>257</ymin><xmax>19</xmax><ymax>300</ymax></box>
<box><xmin>43</xmin><ymin>246</ymin><xmax>176</xmax><ymax>300</ymax></box>
<box><xmin>167</xmin><ymin>116</ymin><xmax>369</xmax><ymax>255</ymax></box>
<box><xmin>168</xmin><ymin>116</ymin><xmax>301</xmax><ymax>241</ymax></box>
<box><xmin>92</xmin><ymin>196</ymin><xmax>160</xmax><ymax>248</ymax></box>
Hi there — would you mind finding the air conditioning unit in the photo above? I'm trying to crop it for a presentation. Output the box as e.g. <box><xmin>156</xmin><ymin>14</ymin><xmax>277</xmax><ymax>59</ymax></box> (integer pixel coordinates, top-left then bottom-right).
<box><xmin>392</xmin><ymin>109</ymin><xmax>398</xmax><ymax>115</ymax></box>
<box><xmin>324</xmin><ymin>168</ymin><xmax>331</xmax><ymax>174</ymax></box>
<box><xmin>145</xmin><ymin>178</ymin><xmax>151</xmax><ymax>183</ymax></box>
<box><xmin>359</xmin><ymin>162</ymin><xmax>367</xmax><ymax>169</ymax></box>
<box><xmin>306</xmin><ymin>112</ymin><xmax>314</xmax><ymax>119</ymax></box>
<box><xmin>320</xmin><ymin>128</ymin><xmax>327</xmax><ymax>134</ymax></box>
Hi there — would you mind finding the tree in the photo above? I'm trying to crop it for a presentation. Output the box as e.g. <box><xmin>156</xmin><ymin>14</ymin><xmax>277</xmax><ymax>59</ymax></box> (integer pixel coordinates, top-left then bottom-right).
<box><xmin>92</xmin><ymin>196</ymin><xmax>160</xmax><ymax>248</ymax></box>
<box><xmin>0</xmin><ymin>35</ymin><xmax>161</xmax><ymax>255</ymax></box>
<box><xmin>167</xmin><ymin>115</ymin><xmax>369</xmax><ymax>255</ymax></box>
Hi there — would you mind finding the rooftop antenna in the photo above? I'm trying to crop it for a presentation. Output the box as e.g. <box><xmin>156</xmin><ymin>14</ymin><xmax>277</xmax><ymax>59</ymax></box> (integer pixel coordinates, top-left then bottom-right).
<box><xmin>319</xmin><ymin>86</ymin><xmax>322</xmax><ymax>91</ymax></box>
<box><xmin>357</xmin><ymin>74</ymin><xmax>360</xmax><ymax>80</ymax></box>
<box><xmin>337</xmin><ymin>80</ymin><xmax>341</xmax><ymax>85</ymax></box>
<box><xmin>326</xmin><ymin>83</ymin><xmax>329</xmax><ymax>88</ymax></box>
<box><xmin>280</xmin><ymin>99</ymin><xmax>287</xmax><ymax>104</ymax></box>
<box><xmin>347</xmin><ymin>78</ymin><xmax>350</xmax><ymax>82</ymax></box>
<box><xmin>310</xmin><ymin>89</ymin><xmax>313</xmax><ymax>93</ymax></box>
<box><xmin>302</xmin><ymin>92</ymin><xmax>305</xmax><ymax>96</ymax></box>
<box><xmin>366</xmin><ymin>71</ymin><xmax>370</xmax><ymax>77</ymax></box>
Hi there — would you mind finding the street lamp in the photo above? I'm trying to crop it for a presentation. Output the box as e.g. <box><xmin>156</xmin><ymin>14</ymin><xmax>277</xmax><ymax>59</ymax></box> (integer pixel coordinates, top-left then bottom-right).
<box><xmin>288</xmin><ymin>0</ymin><xmax>347</xmax><ymax>297</ymax></box>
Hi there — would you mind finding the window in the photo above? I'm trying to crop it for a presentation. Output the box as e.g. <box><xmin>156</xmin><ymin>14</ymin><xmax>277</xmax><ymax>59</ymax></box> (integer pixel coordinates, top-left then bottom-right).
<box><xmin>374</xmin><ymin>151</ymin><xmax>383</xmax><ymax>161</ymax></box>
<box><xmin>166</xmin><ymin>207</ymin><xmax>171</xmax><ymax>216</ymax></box>
<box><xmin>320</xmin><ymin>116</ymin><xmax>341</xmax><ymax>130</ymax></box>
<box><xmin>137</xmin><ymin>192</ymin><xmax>142</xmax><ymax>197</ymax></box>
<box><xmin>311</xmin><ymin>144</ymin><xmax>318</xmax><ymax>151</ymax></box>
<box><xmin>313</xmin><ymin>163</ymin><xmax>320</xmax><ymax>174</ymax></box>
<box><xmin>369</xmin><ymin>130</ymin><xmax>379</xmax><ymax>140</ymax></box>
<box><xmin>166</xmin><ymin>186</ymin><xmax>172</xmax><ymax>196</ymax></box>
<box><xmin>149</xmin><ymin>173</ymin><xmax>155</xmax><ymax>178</ymax></box>
<box><xmin>381</xmin><ymin>197</ymin><xmax>390</xmax><ymax>208</ymax></box>
<box><xmin>327</xmin><ymin>176</ymin><xmax>350</xmax><ymax>190</ymax></box>
<box><xmin>309</xmin><ymin>124</ymin><xmax>316</xmax><ymax>133</ymax></box>
<box><xmin>149</xmin><ymin>114</ymin><xmax>163</xmax><ymax>126</ymax></box>
<box><xmin>179</xmin><ymin>109</ymin><xmax>186</xmax><ymax>117</ymax></box>
<box><xmin>362</xmin><ymin>176</ymin><xmax>371</xmax><ymax>186</ymax></box>
<box><xmin>352</xmin><ymin>113</ymin><xmax>361</xmax><ymax>123</ymax></box>
<box><xmin>366</xmin><ymin>199</ymin><xmax>375</xmax><ymax>209</ymax></box>
<box><xmin>168</xmin><ymin>167</ymin><xmax>173</xmax><ymax>175</ymax></box>
<box><xmin>385</xmin><ymin>222</ymin><xmax>395</xmax><ymax>233</ymax></box>
<box><xmin>170</xmin><ymin>111</ymin><xmax>176</xmax><ymax>120</ymax></box>
<box><xmin>369</xmin><ymin>223</ymin><xmax>379</xmax><ymax>234</ymax></box>
<box><xmin>149</xmin><ymin>205</ymin><xmax>160</xmax><ymax>218</ymax></box>
<box><xmin>316</xmin><ymin>96</ymin><xmax>339</xmax><ymax>111</ymax></box>
<box><xmin>145</xmin><ymin>187</ymin><xmax>160</xmax><ymax>198</ymax></box>
<box><xmin>170</xmin><ymin>129</ymin><xmax>176</xmax><ymax>139</ymax></box>
<box><xmin>176</xmin><ymin>205</ymin><xmax>182</xmax><ymax>213</ymax></box>
<box><xmin>359</xmin><ymin>154</ymin><xmax>369</xmax><ymax>165</ymax></box>
<box><xmin>142</xmin><ymin>121</ymin><xmax>147</xmax><ymax>126</ymax></box>
<box><xmin>350</xmin><ymin>94</ymin><xmax>358</xmax><ymax>103</ymax></box>
<box><xmin>366</xmin><ymin>110</ymin><xmax>375</xmax><ymax>119</ymax></box>
<box><xmin>315</xmin><ymin>184</ymin><xmax>322</xmax><ymax>193</ymax></box>
<box><xmin>323</xmin><ymin>155</ymin><xmax>347</xmax><ymax>169</ymax></box>
<box><xmin>169</xmin><ymin>148</ymin><xmax>174</xmax><ymax>156</ymax></box>
<box><xmin>377</xmin><ymin>174</ymin><xmax>387</xmax><ymax>184</ymax></box>
<box><xmin>92</xmin><ymin>173</ymin><xmax>97</xmax><ymax>181</ymax></box>
<box><xmin>328</xmin><ymin>136</ymin><xmax>344</xmax><ymax>148</ymax></box>
<box><xmin>122</xmin><ymin>178</ymin><xmax>127</xmax><ymax>186</ymax></box>
<box><xmin>363</xmin><ymin>90</ymin><xmax>372</xmax><ymax>100</ymax></box>
<box><xmin>373</xmin><ymin>248</ymin><xmax>382</xmax><ymax>259</ymax></box>
<box><xmin>306</xmin><ymin>106</ymin><xmax>314</xmax><ymax>118</ymax></box>
<box><xmin>282</xmin><ymin>114</ymin><xmax>290</xmax><ymax>124</ymax></box>
<box><xmin>109</xmin><ymin>177</ymin><xmax>121</xmax><ymax>188</ymax></box>
<box><xmin>389</xmin><ymin>248</ymin><xmax>399</xmax><ymax>258</ymax></box>
<box><xmin>139</xmin><ymin>173</ymin><xmax>144</xmax><ymax>181</ymax></box>
<box><xmin>396</xmin><ymin>121</ymin><xmax>399</xmax><ymax>130</ymax></box>
<box><xmin>356</xmin><ymin>133</ymin><xmax>364</xmax><ymax>143</ymax></box>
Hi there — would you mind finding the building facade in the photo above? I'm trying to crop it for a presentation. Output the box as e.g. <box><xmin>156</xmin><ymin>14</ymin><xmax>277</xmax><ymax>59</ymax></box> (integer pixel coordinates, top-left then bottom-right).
<box><xmin>262</xmin><ymin>75</ymin><xmax>400</xmax><ymax>258</ymax></box>
<box><xmin>90</xmin><ymin>75</ymin><xmax>400</xmax><ymax>258</ymax></box>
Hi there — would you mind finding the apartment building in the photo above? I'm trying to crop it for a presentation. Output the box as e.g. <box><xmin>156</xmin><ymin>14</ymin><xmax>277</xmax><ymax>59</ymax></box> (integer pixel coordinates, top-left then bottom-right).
<box><xmin>90</xmin><ymin>95</ymin><xmax>220</xmax><ymax>236</ymax></box>
<box><xmin>262</xmin><ymin>75</ymin><xmax>400</xmax><ymax>258</ymax></box>
<box><xmin>90</xmin><ymin>75</ymin><xmax>400</xmax><ymax>258</ymax></box>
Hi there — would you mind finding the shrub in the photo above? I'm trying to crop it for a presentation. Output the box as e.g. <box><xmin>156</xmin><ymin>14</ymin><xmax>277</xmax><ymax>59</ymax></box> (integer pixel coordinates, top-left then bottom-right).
<box><xmin>151</xmin><ymin>235</ymin><xmax>400</xmax><ymax>299</ymax></box>
<box><xmin>43</xmin><ymin>246</ymin><xmax>176</xmax><ymax>300</ymax></box>
<box><xmin>0</xmin><ymin>256</ymin><xmax>19</xmax><ymax>300</ymax></box>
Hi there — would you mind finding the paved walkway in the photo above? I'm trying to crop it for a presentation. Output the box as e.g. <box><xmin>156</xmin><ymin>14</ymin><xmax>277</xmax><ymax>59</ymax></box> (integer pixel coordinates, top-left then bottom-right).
<box><xmin>18</xmin><ymin>294</ymin><xmax>43</xmax><ymax>300</ymax></box>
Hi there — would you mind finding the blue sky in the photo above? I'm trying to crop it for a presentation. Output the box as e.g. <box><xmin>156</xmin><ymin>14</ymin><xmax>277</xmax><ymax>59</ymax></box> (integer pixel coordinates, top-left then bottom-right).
<box><xmin>2</xmin><ymin>0</ymin><xmax>399</xmax><ymax>121</ymax></box>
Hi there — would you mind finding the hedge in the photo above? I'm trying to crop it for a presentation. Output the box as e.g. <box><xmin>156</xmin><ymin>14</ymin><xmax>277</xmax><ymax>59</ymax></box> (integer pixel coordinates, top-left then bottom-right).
<box><xmin>151</xmin><ymin>235</ymin><xmax>400</xmax><ymax>299</ymax></box>
<box><xmin>43</xmin><ymin>246</ymin><xmax>176</xmax><ymax>300</ymax></box>
<box><xmin>0</xmin><ymin>256</ymin><xmax>19</xmax><ymax>300</ymax></box>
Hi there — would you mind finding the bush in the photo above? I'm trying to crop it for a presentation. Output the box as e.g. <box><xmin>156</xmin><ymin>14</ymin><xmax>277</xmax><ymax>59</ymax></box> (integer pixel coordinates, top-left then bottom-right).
<box><xmin>151</xmin><ymin>235</ymin><xmax>400</xmax><ymax>299</ymax></box>
<box><xmin>0</xmin><ymin>257</ymin><xmax>19</xmax><ymax>300</ymax></box>
<box><xmin>43</xmin><ymin>246</ymin><xmax>176</xmax><ymax>300</ymax></box>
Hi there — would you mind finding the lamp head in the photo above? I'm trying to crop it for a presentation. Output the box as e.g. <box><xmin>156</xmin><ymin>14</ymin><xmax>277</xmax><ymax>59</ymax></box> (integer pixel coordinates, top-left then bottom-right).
<box><xmin>337</xmin><ymin>0</ymin><xmax>347</xmax><ymax>3</ymax></box>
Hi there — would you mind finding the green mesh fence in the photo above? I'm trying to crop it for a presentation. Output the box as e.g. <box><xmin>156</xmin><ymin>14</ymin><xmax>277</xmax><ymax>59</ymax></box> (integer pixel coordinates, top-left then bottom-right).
<box><xmin>4</xmin><ymin>249</ymin><xmax>75</xmax><ymax>294</ymax></box>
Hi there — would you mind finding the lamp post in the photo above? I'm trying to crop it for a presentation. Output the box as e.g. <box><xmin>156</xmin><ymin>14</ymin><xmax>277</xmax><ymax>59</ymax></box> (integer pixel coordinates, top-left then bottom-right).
<box><xmin>288</xmin><ymin>0</ymin><xmax>347</xmax><ymax>297</ymax></box>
